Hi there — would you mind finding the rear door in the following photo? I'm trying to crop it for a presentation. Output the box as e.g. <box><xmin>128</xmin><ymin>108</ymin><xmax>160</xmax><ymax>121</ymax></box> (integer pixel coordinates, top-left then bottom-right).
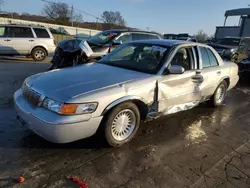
<box><xmin>198</xmin><ymin>46</ymin><xmax>222</xmax><ymax>98</ymax></box>
<box><xmin>6</xmin><ymin>26</ymin><xmax>34</xmax><ymax>55</ymax></box>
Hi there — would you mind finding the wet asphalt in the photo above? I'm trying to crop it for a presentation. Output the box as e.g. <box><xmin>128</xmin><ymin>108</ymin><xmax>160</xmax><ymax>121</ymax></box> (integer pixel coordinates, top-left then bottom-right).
<box><xmin>0</xmin><ymin>58</ymin><xmax>250</xmax><ymax>188</ymax></box>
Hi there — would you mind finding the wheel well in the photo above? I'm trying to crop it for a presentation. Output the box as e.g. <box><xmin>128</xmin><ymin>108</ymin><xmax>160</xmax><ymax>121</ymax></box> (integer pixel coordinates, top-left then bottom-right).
<box><xmin>102</xmin><ymin>99</ymin><xmax>149</xmax><ymax>121</ymax></box>
<box><xmin>224</xmin><ymin>78</ymin><xmax>230</xmax><ymax>88</ymax></box>
<box><xmin>31</xmin><ymin>46</ymin><xmax>48</xmax><ymax>56</ymax></box>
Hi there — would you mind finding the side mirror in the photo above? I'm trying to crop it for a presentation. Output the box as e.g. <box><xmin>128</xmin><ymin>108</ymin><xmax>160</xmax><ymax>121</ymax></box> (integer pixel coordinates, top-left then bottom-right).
<box><xmin>168</xmin><ymin>65</ymin><xmax>185</xmax><ymax>74</ymax></box>
<box><xmin>113</xmin><ymin>40</ymin><xmax>122</xmax><ymax>46</ymax></box>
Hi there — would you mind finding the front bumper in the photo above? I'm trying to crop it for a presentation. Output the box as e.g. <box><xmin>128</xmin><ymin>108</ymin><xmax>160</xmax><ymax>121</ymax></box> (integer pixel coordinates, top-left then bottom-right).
<box><xmin>14</xmin><ymin>89</ymin><xmax>103</xmax><ymax>143</ymax></box>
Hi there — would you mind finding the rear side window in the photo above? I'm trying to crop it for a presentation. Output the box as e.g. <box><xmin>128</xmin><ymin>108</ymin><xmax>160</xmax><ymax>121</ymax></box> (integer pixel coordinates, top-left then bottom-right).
<box><xmin>200</xmin><ymin>47</ymin><xmax>218</xmax><ymax>68</ymax></box>
<box><xmin>7</xmin><ymin>27</ymin><xmax>33</xmax><ymax>38</ymax></box>
<box><xmin>34</xmin><ymin>28</ymin><xmax>50</xmax><ymax>38</ymax></box>
<box><xmin>132</xmin><ymin>33</ymin><xmax>149</xmax><ymax>41</ymax></box>
<box><xmin>206</xmin><ymin>49</ymin><xmax>218</xmax><ymax>66</ymax></box>
<box><xmin>148</xmin><ymin>35</ymin><xmax>160</xmax><ymax>39</ymax></box>
<box><xmin>0</xmin><ymin>27</ymin><xmax>6</xmax><ymax>37</ymax></box>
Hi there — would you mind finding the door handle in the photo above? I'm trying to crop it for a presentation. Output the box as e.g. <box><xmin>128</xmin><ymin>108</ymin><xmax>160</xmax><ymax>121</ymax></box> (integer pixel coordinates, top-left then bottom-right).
<box><xmin>4</xmin><ymin>39</ymin><xmax>11</xmax><ymax>42</ymax></box>
<box><xmin>29</xmin><ymin>40</ymin><xmax>34</xmax><ymax>42</ymax></box>
<box><xmin>217</xmin><ymin>71</ymin><xmax>221</xmax><ymax>76</ymax></box>
<box><xmin>191</xmin><ymin>75</ymin><xmax>204</xmax><ymax>83</ymax></box>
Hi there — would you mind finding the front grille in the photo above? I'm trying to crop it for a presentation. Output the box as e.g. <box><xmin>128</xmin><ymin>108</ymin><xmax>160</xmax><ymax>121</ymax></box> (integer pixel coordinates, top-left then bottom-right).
<box><xmin>23</xmin><ymin>85</ymin><xmax>42</xmax><ymax>107</ymax></box>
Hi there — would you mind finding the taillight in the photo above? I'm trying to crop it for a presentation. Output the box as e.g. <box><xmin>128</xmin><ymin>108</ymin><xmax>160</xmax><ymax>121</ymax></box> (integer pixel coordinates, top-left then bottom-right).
<box><xmin>53</xmin><ymin>39</ymin><xmax>57</xmax><ymax>46</ymax></box>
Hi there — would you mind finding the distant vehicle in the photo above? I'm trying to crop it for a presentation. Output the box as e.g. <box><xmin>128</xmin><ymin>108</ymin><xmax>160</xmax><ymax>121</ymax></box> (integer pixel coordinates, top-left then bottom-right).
<box><xmin>0</xmin><ymin>24</ymin><xmax>56</xmax><ymax>61</ymax></box>
<box><xmin>50</xmin><ymin>29</ymin><xmax>163</xmax><ymax>69</ymax></box>
<box><xmin>164</xmin><ymin>33</ymin><xmax>197</xmax><ymax>42</ymax></box>
<box><xmin>14</xmin><ymin>40</ymin><xmax>239</xmax><ymax>147</ymax></box>
<box><xmin>208</xmin><ymin>37</ymin><xmax>250</xmax><ymax>63</ymax></box>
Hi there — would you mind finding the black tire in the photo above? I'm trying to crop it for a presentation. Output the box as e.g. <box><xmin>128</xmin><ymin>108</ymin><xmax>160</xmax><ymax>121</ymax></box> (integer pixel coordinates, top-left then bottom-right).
<box><xmin>209</xmin><ymin>80</ymin><xmax>228</xmax><ymax>107</ymax></box>
<box><xmin>100</xmin><ymin>102</ymin><xmax>140</xmax><ymax>147</ymax></box>
<box><xmin>31</xmin><ymin>47</ymin><xmax>47</xmax><ymax>61</ymax></box>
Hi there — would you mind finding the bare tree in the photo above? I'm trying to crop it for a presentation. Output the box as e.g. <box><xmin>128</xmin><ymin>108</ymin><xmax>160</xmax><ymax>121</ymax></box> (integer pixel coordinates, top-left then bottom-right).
<box><xmin>101</xmin><ymin>11</ymin><xmax>127</xmax><ymax>27</ymax></box>
<box><xmin>43</xmin><ymin>2</ymin><xmax>70</xmax><ymax>25</ymax></box>
<box><xmin>73</xmin><ymin>12</ymin><xmax>83</xmax><ymax>23</ymax></box>
<box><xmin>195</xmin><ymin>30</ymin><xmax>208</xmax><ymax>43</ymax></box>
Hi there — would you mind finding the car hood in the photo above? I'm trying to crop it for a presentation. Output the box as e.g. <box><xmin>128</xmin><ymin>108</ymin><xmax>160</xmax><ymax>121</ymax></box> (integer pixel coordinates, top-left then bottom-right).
<box><xmin>207</xmin><ymin>43</ymin><xmax>238</xmax><ymax>50</ymax></box>
<box><xmin>27</xmin><ymin>63</ymin><xmax>150</xmax><ymax>101</ymax></box>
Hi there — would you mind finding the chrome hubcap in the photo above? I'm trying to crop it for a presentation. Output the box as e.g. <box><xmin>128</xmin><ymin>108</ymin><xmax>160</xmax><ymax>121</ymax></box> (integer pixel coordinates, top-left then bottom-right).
<box><xmin>215</xmin><ymin>85</ymin><xmax>226</xmax><ymax>104</ymax></box>
<box><xmin>111</xmin><ymin>109</ymin><xmax>136</xmax><ymax>141</ymax></box>
<box><xmin>35</xmin><ymin>50</ymin><xmax>45</xmax><ymax>60</ymax></box>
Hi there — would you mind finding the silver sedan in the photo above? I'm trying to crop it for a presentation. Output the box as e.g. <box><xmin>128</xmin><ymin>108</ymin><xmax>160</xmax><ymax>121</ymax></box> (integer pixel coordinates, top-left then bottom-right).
<box><xmin>14</xmin><ymin>40</ymin><xmax>239</xmax><ymax>147</ymax></box>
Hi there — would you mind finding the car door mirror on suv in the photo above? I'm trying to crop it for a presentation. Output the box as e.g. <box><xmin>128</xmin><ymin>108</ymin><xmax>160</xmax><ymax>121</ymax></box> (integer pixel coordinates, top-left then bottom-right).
<box><xmin>167</xmin><ymin>65</ymin><xmax>185</xmax><ymax>74</ymax></box>
<box><xmin>113</xmin><ymin>40</ymin><xmax>122</xmax><ymax>46</ymax></box>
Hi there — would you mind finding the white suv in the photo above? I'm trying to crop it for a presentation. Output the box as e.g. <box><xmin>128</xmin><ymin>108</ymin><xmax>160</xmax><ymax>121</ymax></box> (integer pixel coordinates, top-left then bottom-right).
<box><xmin>0</xmin><ymin>24</ymin><xmax>56</xmax><ymax>61</ymax></box>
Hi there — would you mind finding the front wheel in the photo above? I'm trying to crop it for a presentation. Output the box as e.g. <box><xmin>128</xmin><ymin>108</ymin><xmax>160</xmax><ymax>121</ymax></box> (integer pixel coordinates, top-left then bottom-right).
<box><xmin>100</xmin><ymin>102</ymin><xmax>140</xmax><ymax>147</ymax></box>
<box><xmin>209</xmin><ymin>80</ymin><xmax>227</xmax><ymax>107</ymax></box>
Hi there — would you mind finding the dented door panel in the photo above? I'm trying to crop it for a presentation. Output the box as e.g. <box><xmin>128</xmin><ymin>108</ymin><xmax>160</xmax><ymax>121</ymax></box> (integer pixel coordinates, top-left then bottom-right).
<box><xmin>157</xmin><ymin>70</ymin><xmax>202</xmax><ymax>113</ymax></box>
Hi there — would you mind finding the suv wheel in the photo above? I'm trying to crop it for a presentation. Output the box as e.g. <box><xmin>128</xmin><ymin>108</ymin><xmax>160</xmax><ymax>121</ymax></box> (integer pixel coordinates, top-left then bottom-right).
<box><xmin>209</xmin><ymin>80</ymin><xmax>227</xmax><ymax>107</ymax></box>
<box><xmin>32</xmin><ymin>47</ymin><xmax>47</xmax><ymax>61</ymax></box>
<box><xmin>101</xmin><ymin>102</ymin><xmax>140</xmax><ymax>147</ymax></box>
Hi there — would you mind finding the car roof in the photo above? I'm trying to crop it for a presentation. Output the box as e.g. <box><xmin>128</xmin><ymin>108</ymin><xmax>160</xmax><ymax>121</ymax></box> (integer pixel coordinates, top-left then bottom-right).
<box><xmin>0</xmin><ymin>24</ymin><xmax>48</xmax><ymax>29</ymax></box>
<box><xmin>130</xmin><ymin>39</ymin><xmax>190</xmax><ymax>47</ymax></box>
<box><xmin>104</xmin><ymin>29</ymin><xmax>161</xmax><ymax>36</ymax></box>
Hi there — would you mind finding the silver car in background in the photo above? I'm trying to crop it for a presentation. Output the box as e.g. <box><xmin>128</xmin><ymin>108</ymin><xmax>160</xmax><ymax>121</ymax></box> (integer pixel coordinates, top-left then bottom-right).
<box><xmin>14</xmin><ymin>40</ymin><xmax>239</xmax><ymax>147</ymax></box>
<box><xmin>0</xmin><ymin>24</ymin><xmax>56</xmax><ymax>61</ymax></box>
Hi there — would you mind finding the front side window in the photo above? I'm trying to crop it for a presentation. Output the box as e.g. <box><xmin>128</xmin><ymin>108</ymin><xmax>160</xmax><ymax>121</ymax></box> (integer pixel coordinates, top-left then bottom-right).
<box><xmin>170</xmin><ymin>47</ymin><xmax>194</xmax><ymax>71</ymax></box>
<box><xmin>117</xmin><ymin>33</ymin><xmax>132</xmax><ymax>44</ymax></box>
<box><xmin>7</xmin><ymin>27</ymin><xmax>33</xmax><ymax>38</ymax></box>
<box><xmin>98</xmin><ymin>43</ymin><xmax>169</xmax><ymax>74</ymax></box>
<box><xmin>34</xmin><ymin>28</ymin><xmax>50</xmax><ymax>38</ymax></box>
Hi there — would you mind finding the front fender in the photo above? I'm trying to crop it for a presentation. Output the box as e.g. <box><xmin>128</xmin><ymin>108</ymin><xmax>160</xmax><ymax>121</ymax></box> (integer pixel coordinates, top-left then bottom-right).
<box><xmin>101</xmin><ymin>96</ymin><xmax>146</xmax><ymax>115</ymax></box>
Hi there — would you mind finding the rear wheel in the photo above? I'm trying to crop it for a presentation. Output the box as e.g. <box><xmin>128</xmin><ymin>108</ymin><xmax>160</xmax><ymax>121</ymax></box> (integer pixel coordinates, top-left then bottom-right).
<box><xmin>32</xmin><ymin>47</ymin><xmax>47</xmax><ymax>61</ymax></box>
<box><xmin>100</xmin><ymin>102</ymin><xmax>140</xmax><ymax>147</ymax></box>
<box><xmin>209</xmin><ymin>80</ymin><xmax>227</xmax><ymax>107</ymax></box>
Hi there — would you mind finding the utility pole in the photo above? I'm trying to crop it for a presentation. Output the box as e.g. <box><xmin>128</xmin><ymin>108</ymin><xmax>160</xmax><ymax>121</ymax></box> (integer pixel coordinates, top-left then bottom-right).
<box><xmin>71</xmin><ymin>5</ymin><xmax>74</xmax><ymax>27</ymax></box>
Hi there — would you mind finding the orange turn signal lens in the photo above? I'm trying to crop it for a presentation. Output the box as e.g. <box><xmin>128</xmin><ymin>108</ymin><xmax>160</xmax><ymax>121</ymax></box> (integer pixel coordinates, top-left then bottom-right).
<box><xmin>58</xmin><ymin>104</ymin><xmax>79</xmax><ymax>115</ymax></box>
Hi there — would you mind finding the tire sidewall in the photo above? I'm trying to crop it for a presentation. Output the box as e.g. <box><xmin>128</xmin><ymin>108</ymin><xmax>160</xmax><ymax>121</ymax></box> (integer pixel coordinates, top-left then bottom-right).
<box><xmin>104</xmin><ymin>102</ymin><xmax>140</xmax><ymax>147</ymax></box>
<box><xmin>213</xmin><ymin>81</ymin><xmax>227</xmax><ymax>106</ymax></box>
<box><xmin>32</xmin><ymin>47</ymin><xmax>47</xmax><ymax>61</ymax></box>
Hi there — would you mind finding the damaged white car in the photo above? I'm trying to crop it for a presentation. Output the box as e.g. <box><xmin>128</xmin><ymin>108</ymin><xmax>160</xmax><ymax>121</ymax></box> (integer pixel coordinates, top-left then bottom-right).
<box><xmin>14</xmin><ymin>40</ymin><xmax>239</xmax><ymax>147</ymax></box>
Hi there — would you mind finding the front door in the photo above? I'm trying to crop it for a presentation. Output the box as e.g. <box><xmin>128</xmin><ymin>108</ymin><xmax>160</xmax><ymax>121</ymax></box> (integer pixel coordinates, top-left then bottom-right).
<box><xmin>158</xmin><ymin>47</ymin><xmax>202</xmax><ymax>115</ymax></box>
<box><xmin>5</xmin><ymin>26</ymin><xmax>34</xmax><ymax>55</ymax></box>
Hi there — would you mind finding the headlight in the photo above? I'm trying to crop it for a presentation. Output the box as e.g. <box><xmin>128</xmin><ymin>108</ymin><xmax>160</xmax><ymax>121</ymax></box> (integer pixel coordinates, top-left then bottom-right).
<box><xmin>43</xmin><ymin>98</ymin><xmax>63</xmax><ymax>113</ymax></box>
<box><xmin>42</xmin><ymin>98</ymin><xmax>98</xmax><ymax>115</ymax></box>
<box><xmin>225</xmin><ymin>48</ymin><xmax>236</xmax><ymax>54</ymax></box>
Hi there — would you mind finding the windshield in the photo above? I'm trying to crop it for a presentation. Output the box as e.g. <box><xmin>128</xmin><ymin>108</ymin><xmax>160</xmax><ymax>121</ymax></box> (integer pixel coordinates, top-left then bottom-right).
<box><xmin>98</xmin><ymin>43</ymin><xmax>169</xmax><ymax>74</ymax></box>
<box><xmin>87</xmin><ymin>31</ymin><xmax>120</xmax><ymax>45</ymax></box>
<box><xmin>215</xmin><ymin>38</ymin><xmax>241</xmax><ymax>46</ymax></box>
